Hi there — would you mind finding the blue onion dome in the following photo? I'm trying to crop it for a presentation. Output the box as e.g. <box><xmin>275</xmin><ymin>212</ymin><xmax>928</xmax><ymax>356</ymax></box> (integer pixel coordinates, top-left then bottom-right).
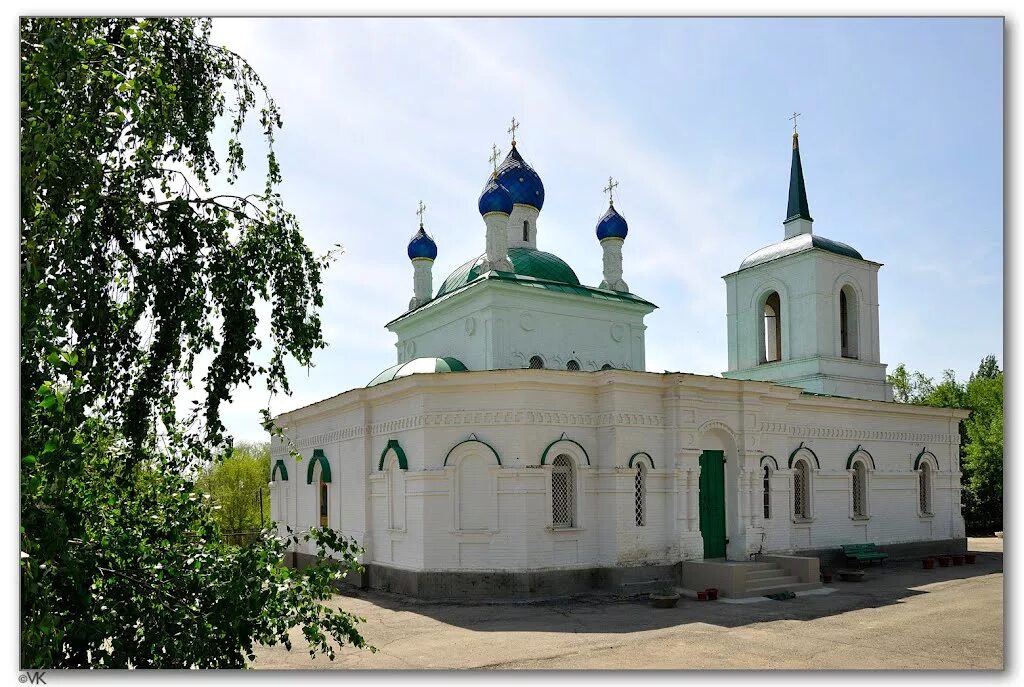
<box><xmin>407</xmin><ymin>224</ymin><xmax>437</xmax><ymax>260</ymax></box>
<box><xmin>478</xmin><ymin>175</ymin><xmax>514</xmax><ymax>215</ymax></box>
<box><xmin>495</xmin><ymin>143</ymin><xmax>545</xmax><ymax>210</ymax></box>
<box><xmin>596</xmin><ymin>204</ymin><xmax>629</xmax><ymax>240</ymax></box>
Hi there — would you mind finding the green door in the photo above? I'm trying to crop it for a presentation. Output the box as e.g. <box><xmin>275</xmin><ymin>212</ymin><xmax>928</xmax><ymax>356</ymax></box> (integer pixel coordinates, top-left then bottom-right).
<box><xmin>699</xmin><ymin>450</ymin><xmax>727</xmax><ymax>559</ymax></box>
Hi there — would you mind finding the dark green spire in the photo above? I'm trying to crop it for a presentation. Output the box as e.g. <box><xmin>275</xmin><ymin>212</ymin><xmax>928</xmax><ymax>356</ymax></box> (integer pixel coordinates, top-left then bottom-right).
<box><xmin>785</xmin><ymin>132</ymin><xmax>813</xmax><ymax>223</ymax></box>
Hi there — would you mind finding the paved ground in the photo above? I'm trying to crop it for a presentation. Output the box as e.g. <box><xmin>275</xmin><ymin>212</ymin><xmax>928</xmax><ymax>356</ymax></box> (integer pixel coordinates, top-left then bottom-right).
<box><xmin>253</xmin><ymin>537</ymin><xmax>1003</xmax><ymax>670</ymax></box>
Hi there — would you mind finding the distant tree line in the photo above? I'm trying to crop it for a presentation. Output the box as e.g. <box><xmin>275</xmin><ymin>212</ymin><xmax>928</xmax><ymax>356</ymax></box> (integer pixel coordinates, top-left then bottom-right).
<box><xmin>888</xmin><ymin>355</ymin><xmax>1003</xmax><ymax>534</ymax></box>
<box><xmin>197</xmin><ymin>441</ymin><xmax>272</xmax><ymax>533</ymax></box>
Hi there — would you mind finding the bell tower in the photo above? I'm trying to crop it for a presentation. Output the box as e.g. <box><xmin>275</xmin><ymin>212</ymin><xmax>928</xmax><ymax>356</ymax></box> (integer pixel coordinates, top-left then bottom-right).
<box><xmin>722</xmin><ymin>124</ymin><xmax>891</xmax><ymax>402</ymax></box>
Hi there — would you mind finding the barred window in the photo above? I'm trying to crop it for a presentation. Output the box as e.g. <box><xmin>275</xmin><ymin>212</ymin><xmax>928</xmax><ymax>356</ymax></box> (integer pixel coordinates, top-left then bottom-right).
<box><xmin>634</xmin><ymin>464</ymin><xmax>646</xmax><ymax>527</ymax></box>
<box><xmin>529</xmin><ymin>355</ymin><xmax>545</xmax><ymax>369</ymax></box>
<box><xmin>551</xmin><ymin>454</ymin><xmax>575</xmax><ymax>528</ymax></box>
<box><xmin>762</xmin><ymin>465</ymin><xmax>771</xmax><ymax>520</ymax></box>
<box><xmin>919</xmin><ymin>463</ymin><xmax>932</xmax><ymax>514</ymax></box>
<box><xmin>566</xmin><ymin>359</ymin><xmax>581</xmax><ymax>371</ymax></box>
<box><xmin>601</xmin><ymin>363</ymin><xmax>613</xmax><ymax>371</ymax></box>
<box><xmin>852</xmin><ymin>461</ymin><xmax>867</xmax><ymax>517</ymax></box>
<box><xmin>793</xmin><ymin>459</ymin><xmax>810</xmax><ymax>519</ymax></box>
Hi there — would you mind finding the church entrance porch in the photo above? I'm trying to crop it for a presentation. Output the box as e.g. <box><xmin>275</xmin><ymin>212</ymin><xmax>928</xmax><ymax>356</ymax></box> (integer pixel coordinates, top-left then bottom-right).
<box><xmin>698</xmin><ymin>450</ymin><xmax>727</xmax><ymax>559</ymax></box>
<box><xmin>681</xmin><ymin>555</ymin><xmax>821</xmax><ymax>599</ymax></box>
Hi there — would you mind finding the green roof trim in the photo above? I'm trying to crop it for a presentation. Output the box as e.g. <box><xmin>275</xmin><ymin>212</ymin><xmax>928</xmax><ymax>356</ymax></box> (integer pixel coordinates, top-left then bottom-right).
<box><xmin>914</xmin><ymin>447</ymin><xmax>937</xmax><ymax>471</ymax></box>
<box><xmin>272</xmin><ymin>459</ymin><xmax>289</xmax><ymax>481</ymax></box>
<box><xmin>846</xmin><ymin>445</ymin><xmax>876</xmax><ymax>471</ymax></box>
<box><xmin>443</xmin><ymin>435</ymin><xmax>501</xmax><ymax>467</ymax></box>
<box><xmin>379</xmin><ymin>439</ymin><xmax>408</xmax><ymax>471</ymax></box>
<box><xmin>367</xmin><ymin>357</ymin><xmax>468</xmax><ymax>387</ymax></box>
<box><xmin>305</xmin><ymin>448</ymin><xmax>331</xmax><ymax>484</ymax></box>
<box><xmin>437</xmin><ymin>247</ymin><xmax>581</xmax><ymax>298</ymax></box>
<box><xmin>628</xmin><ymin>451</ymin><xmax>655</xmax><ymax>470</ymax></box>
<box><xmin>788</xmin><ymin>442</ymin><xmax>820</xmax><ymax>469</ymax></box>
<box><xmin>760</xmin><ymin>455</ymin><xmax>779</xmax><ymax>471</ymax></box>
<box><xmin>540</xmin><ymin>436</ymin><xmax>591</xmax><ymax>466</ymax></box>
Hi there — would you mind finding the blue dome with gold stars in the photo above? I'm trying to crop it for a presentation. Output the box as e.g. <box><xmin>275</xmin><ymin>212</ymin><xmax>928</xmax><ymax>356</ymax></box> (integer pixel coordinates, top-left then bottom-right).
<box><xmin>495</xmin><ymin>143</ymin><xmax>545</xmax><ymax>210</ymax></box>
<box><xmin>596</xmin><ymin>204</ymin><xmax>629</xmax><ymax>240</ymax></box>
<box><xmin>407</xmin><ymin>225</ymin><xmax>437</xmax><ymax>260</ymax></box>
<box><xmin>478</xmin><ymin>176</ymin><xmax>514</xmax><ymax>215</ymax></box>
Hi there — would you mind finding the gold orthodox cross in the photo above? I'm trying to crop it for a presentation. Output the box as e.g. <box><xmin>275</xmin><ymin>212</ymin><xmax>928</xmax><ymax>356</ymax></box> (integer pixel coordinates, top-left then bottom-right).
<box><xmin>789</xmin><ymin>111</ymin><xmax>801</xmax><ymax>133</ymax></box>
<box><xmin>603</xmin><ymin>176</ymin><xmax>619</xmax><ymax>205</ymax></box>
<box><xmin>508</xmin><ymin>117</ymin><xmax>519</xmax><ymax>145</ymax></box>
<box><xmin>416</xmin><ymin>200</ymin><xmax>426</xmax><ymax>227</ymax></box>
<box><xmin>489</xmin><ymin>144</ymin><xmax>501</xmax><ymax>176</ymax></box>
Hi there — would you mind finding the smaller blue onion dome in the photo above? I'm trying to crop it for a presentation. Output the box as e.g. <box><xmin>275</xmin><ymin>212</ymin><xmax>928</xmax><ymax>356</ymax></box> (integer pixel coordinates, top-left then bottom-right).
<box><xmin>478</xmin><ymin>176</ymin><xmax>514</xmax><ymax>215</ymax></box>
<box><xmin>596</xmin><ymin>204</ymin><xmax>629</xmax><ymax>240</ymax></box>
<box><xmin>407</xmin><ymin>224</ymin><xmax>438</xmax><ymax>260</ymax></box>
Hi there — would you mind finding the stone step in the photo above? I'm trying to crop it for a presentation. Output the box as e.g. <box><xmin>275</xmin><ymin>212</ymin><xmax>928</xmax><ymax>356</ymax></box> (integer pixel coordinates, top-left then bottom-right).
<box><xmin>742</xmin><ymin>561</ymin><xmax>781</xmax><ymax>571</ymax></box>
<box><xmin>745</xmin><ymin>567</ymin><xmax>786</xmax><ymax>581</ymax></box>
<box><xmin>745</xmin><ymin>574</ymin><xmax>799</xmax><ymax>588</ymax></box>
<box><xmin>743</xmin><ymin>580</ymin><xmax>821</xmax><ymax>596</ymax></box>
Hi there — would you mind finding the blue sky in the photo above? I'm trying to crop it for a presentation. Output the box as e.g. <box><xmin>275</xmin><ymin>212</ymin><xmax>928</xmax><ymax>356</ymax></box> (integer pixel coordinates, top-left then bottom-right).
<box><xmin>207</xmin><ymin>17</ymin><xmax>1003</xmax><ymax>442</ymax></box>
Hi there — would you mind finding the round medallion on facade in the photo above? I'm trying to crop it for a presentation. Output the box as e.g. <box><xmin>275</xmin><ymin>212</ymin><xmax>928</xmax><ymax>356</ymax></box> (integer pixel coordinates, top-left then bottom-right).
<box><xmin>610</xmin><ymin>322</ymin><xmax>626</xmax><ymax>342</ymax></box>
<box><xmin>465</xmin><ymin>316</ymin><xmax>477</xmax><ymax>336</ymax></box>
<box><xmin>520</xmin><ymin>312</ymin><xmax>536</xmax><ymax>331</ymax></box>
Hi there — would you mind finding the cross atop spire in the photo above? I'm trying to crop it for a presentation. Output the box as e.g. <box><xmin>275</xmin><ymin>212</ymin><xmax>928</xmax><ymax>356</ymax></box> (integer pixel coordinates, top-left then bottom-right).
<box><xmin>603</xmin><ymin>176</ymin><xmax>619</xmax><ymax>206</ymax></box>
<box><xmin>416</xmin><ymin>200</ymin><xmax>426</xmax><ymax>227</ymax></box>
<box><xmin>507</xmin><ymin>117</ymin><xmax>519</xmax><ymax>146</ymax></box>
<box><xmin>489</xmin><ymin>144</ymin><xmax>501</xmax><ymax>177</ymax></box>
<box><xmin>789</xmin><ymin>111</ymin><xmax>801</xmax><ymax>134</ymax></box>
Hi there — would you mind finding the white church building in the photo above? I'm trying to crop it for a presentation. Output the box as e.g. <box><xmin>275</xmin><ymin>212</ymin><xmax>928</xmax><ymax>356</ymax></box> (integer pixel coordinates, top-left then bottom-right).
<box><xmin>269</xmin><ymin>125</ymin><xmax>968</xmax><ymax>599</ymax></box>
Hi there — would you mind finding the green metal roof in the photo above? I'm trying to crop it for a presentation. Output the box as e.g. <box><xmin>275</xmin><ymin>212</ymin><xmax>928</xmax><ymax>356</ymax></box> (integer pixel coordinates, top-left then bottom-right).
<box><xmin>786</xmin><ymin>133</ymin><xmax>813</xmax><ymax>223</ymax></box>
<box><xmin>436</xmin><ymin>247</ymin><xmax>580</xmax><ymax>297</ymax></box>
<box><xmin>366</xmin><ymin>356</ymin><xmax>468</xmax><ymax>387</ymax></box>
<box><xmin>738</xmin><ymin>233</ymin><xmax>864</xmax><ymax>270</ymax></box>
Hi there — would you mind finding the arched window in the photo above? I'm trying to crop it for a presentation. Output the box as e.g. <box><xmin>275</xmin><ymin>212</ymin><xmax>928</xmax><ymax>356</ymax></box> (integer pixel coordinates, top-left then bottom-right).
<box><xmin>840</xmin><ymin>285</ymin><xmax>860</xmax><ymax>359</ymax></box>
<box><xmin>793</xmin><ymin>458</ymin><xmax>810</xmax><ymax>519</ymax></box>
<box><xmin>634</xmin><ymin>463</ymin><xmax>647</xmax><ymax>527</ymax></box>
<box><xmin>601</xmin><ymin>363</ymin><xmax>613</xmax><ymax>371</ymax></box>
<box><xmin>523</xmin><ymin>220</ymin><xmax>529</xmax><ymax>242</ymax></box>
<box><xmin>851</xmin><ymin>460</ymin><xmax>867</xmax><ymax>517</ymax></box>
<box><xmin>919</xmin><ymin>462</ymin><xmax>932</xmax><ymax>515</ymax></box>
<box><xmin>319</xmin><ymin>478</ymin><xmax>329</xmax><ymax>527</ymax></box>
<box><xmin>566</xmin><ymin>359</ymin><xmax>581</xmax><ymax>371</ymax></box>
<box><xmin>529</xmin><ymin>355</ymin><xmax>545</xmax><ymax>369</ymax></box>
<box><xmin>762</xmin><ymin>291</ymin><xmax>782</xmax><ymax>363</ymax></box>
<box><xmin>551</xmin><ymin>454</ymin><xmax>575</xmax><ymax>528</ymax></box>
<box><xmin>763</xmin><ymin>465</ymin><xmax>772</xmax><ymax>520</ymax></box>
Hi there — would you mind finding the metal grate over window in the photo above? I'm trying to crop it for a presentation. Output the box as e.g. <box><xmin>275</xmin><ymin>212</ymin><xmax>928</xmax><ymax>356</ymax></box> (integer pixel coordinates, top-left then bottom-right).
<box><xmin>852</xmin><ymin>462</ymin><xmax>866</xmax><ymax>516</ymax></box>
<box><xmin>763</xmin><ymin>466</ymin><xmax>771</xmax><ymax>519</ymax></box>
<box><xmin>566</xmin><ymin>359</ymin><xmax>581</xmax><ymax>371</ymax></box>
<box><xmin>919</xmin><ymin>464</ymin><xmax>931</xmax><ymax>514</ymax></box>
<box><xmin>634</xmin><ymin>464</ymin><xmax>646</xmax><ymax>526</ymax></box>
<box><xmin>793</xmin><ymin>460</ymin><xmax>809</xmax><ymax>518</ymax></box>
<box><xmin>551</xmin><ymin>454</ymin><xmax>574</xmax><ymax>528</ymax></box>
<box><xmin>529</xmin><ymin>355</ymin><xmax>545</xmax><ymax>369</ymax></box>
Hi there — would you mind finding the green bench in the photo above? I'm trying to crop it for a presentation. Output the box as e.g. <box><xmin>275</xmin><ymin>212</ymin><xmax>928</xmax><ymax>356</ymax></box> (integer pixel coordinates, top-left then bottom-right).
<box><xmin>841</xmin><ymin>543</ymin><xmax>889</xmax><ymax>568</ymax></box>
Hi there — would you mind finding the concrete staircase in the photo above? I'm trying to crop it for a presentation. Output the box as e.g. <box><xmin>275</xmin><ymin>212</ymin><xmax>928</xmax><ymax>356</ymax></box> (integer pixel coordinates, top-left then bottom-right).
<box><xmin>742</xmin><ymin>560</ymin><xmax>820</xmax><ymax>597</ymax></box>
<box><xmin>681</xmin><ymin>555</ymin><xmax>821</xmax><ymax>598</ymax></box>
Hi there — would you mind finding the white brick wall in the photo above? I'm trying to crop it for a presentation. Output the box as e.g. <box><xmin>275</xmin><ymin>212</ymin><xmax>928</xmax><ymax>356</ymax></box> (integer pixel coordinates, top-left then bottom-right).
<box><xmin>271</xmin><ymin>369</ymin><xmax>967</xmax><ymax>572</ymax></box>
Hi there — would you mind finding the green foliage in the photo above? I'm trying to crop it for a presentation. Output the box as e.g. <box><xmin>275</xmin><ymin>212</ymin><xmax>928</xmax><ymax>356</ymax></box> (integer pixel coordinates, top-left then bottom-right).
<box><xmin>887</xmin><ymin>356</ymin><xmax>1003</xmax><ymax>533</ymax></box>
<box><xmin>197</xmin><ymin>442</ymin><xmax>272</xmax><ymax>532</ymax></box>
<box><xmin>21</xmin><ymin>17</ymin><xmax>364</xmax><ymax>668</ymax></box>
